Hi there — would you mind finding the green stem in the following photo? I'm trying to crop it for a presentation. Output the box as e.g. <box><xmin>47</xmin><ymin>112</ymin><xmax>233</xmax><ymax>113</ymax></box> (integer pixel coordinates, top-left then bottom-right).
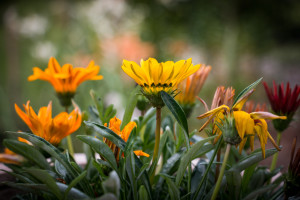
<box><xmin>150</xmin><ymin>107</ymin><xmax>161</xmax><ymax>183</ymax></box>
<box><xmin>270</xmin><ymin>131</ymin><xmax>282</xmax><ymax>171</ymax></box>
<box><xmin>65</xmin><ymin>107</ymin><xmax>74</xmax><ymax>157</ymax></box>
<box><xmin>211</xmin><ymin>143</ymin><xmax>231</xmax><ymax>200</ymax></box>
<box><xmin>192</xmin><ymin>137</ymin><xmax>223</xmax><ymax>200</ymax></box>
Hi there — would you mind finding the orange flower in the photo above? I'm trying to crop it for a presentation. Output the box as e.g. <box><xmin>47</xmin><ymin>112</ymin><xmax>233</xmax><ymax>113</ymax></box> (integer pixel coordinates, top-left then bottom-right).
<box><xmin>176</xmin><ymin>64</ymin><xmax>211</xmax><ymax>106</ymax></box>
<box><xmin>0</xmin><ymin>137</ymin><xmax>30</xmax><ymax>165</ymax></box>
<box><xmin>15</xmin><ymin>101</ymin><xmax>81</xmax><ymax>145</ymax></box>
<box><xmin>103</xmin><ymin>117</ymin><xmax>149</xmax><ymax>162</ymax></box>
<box><xmin>28</xmin><ymin>57</ymin><xmax>103</xmax><ymax>106</ymax></box>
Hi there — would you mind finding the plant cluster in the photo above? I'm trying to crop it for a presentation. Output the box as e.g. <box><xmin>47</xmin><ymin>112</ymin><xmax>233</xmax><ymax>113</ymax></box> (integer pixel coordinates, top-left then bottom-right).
<box><xmin>0</xmin><ymin>57</ymin><xmax>299</xmax><ymax>200</ymax></box>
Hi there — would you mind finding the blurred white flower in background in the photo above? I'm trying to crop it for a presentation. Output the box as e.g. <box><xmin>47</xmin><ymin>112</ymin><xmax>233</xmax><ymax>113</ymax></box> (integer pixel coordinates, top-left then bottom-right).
<box><xmin>19</xmin><ymin>14</ymin><xmax>48</xmax><ymax>38</ymax></box>
<box><xmin>31</xmin><ymin>41</ymin><xmax>56</xmax><ymax>61</ymax></box>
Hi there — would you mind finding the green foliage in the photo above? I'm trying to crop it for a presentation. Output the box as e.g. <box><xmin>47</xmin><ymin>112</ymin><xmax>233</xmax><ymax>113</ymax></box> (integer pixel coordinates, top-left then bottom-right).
<box><xmin>1</xmin><ymin>85</ymin><xmax>288</xmax><ymax>200</ymax></box>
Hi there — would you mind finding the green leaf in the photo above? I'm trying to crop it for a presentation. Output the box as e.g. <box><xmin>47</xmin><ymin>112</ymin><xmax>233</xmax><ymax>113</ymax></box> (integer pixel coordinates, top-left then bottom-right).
<box><xmin>175</xmin><ymin>136</ymin><xmax>216</xmax><ymax>186</ymax></box>
<box><xmin>63</xmin><ymin>171</ymin><xmax>87</xmax><ymax>200</ymax></box>
<box><xmin>232</xmin><ymin>77</ymin><xmax>263</xmax><ymax>106</ymax></box>
<box><xmin>225</xmin><ymin>170</ymin><xmax>242</xmax><ymax>200</ymax></box>
<box><xmin>148</xmin><ymin>127</ymin><xmax>171</xmax><ymax>176</ymax></box>
<box><xmin>84</xmin><ymin>121</ymin><xmax>126</xmax><ymax>150</ymax></box>
<box><xmin>25</xmin><ymin>168</ymin><xmax>63</xmax><ymax>200</ymax></box>
<box><xmin>241</xmin><ymin>164</ymin><xmax>257</xmax><ymax>194</ymax></box>
<box><xmin>229</xmin><ymin>148</ymin><xmax>278</xmax><ymax>173</ymax></box>
<box><xmin>5</xmin><ymin>131</ymin><xmax>94</xmax><ymax>197</ymax></box>
<box><xmin>242</xmin><ymin>184</ymin><xmax>276</xmax><ymax>200</ymax></box>
<box><xmin>139</xmin><ymin>186</ymin><xmax>149</xmax><ymax>200</ymax></box>
<box><xmin>1</xmin><ymin>170</ymin><xmax>34</xmax><ymax>183</ymax></box>
<box><xmin>159</xmin><ymin>174</ymin><xmax>180</xmax><ymax>200</ymax></box>
<box><xmin>77</xmin><ymin>136</ymin><xmax>118</xmax><ymax>174</ymax></box>
<box><xmin>161</xmin><ymin>91</ymin><xmax>189</xmax><ymax>137</ymax></box>
<box><xmin>125</xmin><ymin>151</ymin><xmax>138</xmax><ymax>200</ymax></box>
<box><xmin>121</xmin><ymin>86</ymin><xmax>140</xmax><ymax>130</ymax></box>
<box><xmin>3</xmin><ymin>139</ymin><xmax>50</xmax><ymax>170</ymax></box>
<box><xmin>83</xmin><ymin>121</ymin><xmax>153</xmax><ymax>199</ymax></box>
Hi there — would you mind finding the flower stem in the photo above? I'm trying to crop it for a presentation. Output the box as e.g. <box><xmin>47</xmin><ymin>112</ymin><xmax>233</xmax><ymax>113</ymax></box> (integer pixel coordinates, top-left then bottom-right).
<box><xmin>270</xmin><ymin>131</ymin><xmax>282</xmax><ymax>171</ymax></box>
<box><xmin>211</xmin><ymin>143</ymin><xmax>231</xmax><ymax>200</ymax></box>
<box><xmin>65</xmin><ymin>107</ymin><xmax>74</xmax><ymax>157</ymax></box>
<box><xmin>150</xmin><ymin>107</ymin><xmax>161</xmax><ymax>183</ymax></box>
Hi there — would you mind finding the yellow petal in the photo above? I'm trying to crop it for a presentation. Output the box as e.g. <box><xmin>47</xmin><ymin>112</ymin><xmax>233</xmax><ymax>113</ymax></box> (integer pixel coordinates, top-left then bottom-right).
<box><xmin>250</xmin><ymin>112</ymin><xmax>286</xmax><ymax>120</ymax></box>
<box><xmin>134</xmin><ymin>150</ymin><xmax>150</xmax><ymax>157</ymax></box>
<box><xmin>232</xmin><ymin>89</ymin><xmax>255</xmax><ymax>111</ymax></box>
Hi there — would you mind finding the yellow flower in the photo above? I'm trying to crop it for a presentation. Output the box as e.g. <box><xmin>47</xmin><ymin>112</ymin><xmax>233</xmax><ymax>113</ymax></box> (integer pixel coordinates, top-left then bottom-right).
<box><xmin>176</xmin><ymin>64</ymin><xmax>211</xmax><ymax>105</ymax></box>
<box><xmin>122</xmin><ymin>58</ymin><xmax>200</xmax><ymax>107</ymax></box>
<box><xmin>15</xmin><ymin>101</ymin><xmax>81</xmax><ymax>145</ymax></box>
<box><xmin>0</xmin><ymin>137</ymin><xmax>30</xmax><ymax>165</ymax></box>
<box><xmin>103</xmin><ymin>116</ymin><xmax>149</xmax><ymax>162</ymax></box>
<box><xmin>28</xmin><ymin>57</ymin><xmax>103</xmax><ymax>106</ymax></box>
<box><xmin>197</xmin><ymin>89</ymin><xmax>286</xmax><ymax>158</ymax></box>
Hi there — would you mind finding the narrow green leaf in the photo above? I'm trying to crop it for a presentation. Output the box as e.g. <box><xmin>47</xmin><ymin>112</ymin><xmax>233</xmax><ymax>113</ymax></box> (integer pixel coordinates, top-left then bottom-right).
<box><xmin>83</xmin><ymin>121</ymin><xmax>153</xmax><ymax>199</ymax></box>
<box><xmin>125</xmin><ymin>151</ymin><xmax>138</xmax><ymax>200</ymax></box>
<box><xmin>121</xmin><ymin>86</ymin><xmax>140</xmax><ymax>130</ymax></box>
<box><xmin>84</xmin><ymin>121</ymin><xmax>126</xmax><ymax>150</ymax></box>
<box><xmin>242</xmin><ymin>184</ymin><xmax>276</xmax><ymax>200</ymax></box>
<box><xmin>1</xmin><ymin>170</ymin><xmax>34</xmax><ymax>183</ymax></box>
<box><xmin>160</xmin><ymin>174</ymin><xmax>180</xmax><ymax>200</ymax></box>
<box><xmin>3</xmin><ymin>139</ymin><xmax>50</xmax><ymax>170</ymax></box>
<box><xmin>148</xmin><ymin>127</ymin><xmax>171</xmax><ymax>176</ymax></box>
<box><xmin>5</xmin><ymin>131</ymin><xmax>94</xmax><ymax>196</ymax></box>
<box><xmin>241</xmin><ymin>164</ymin><xmax>257</xmax><ymax>194</ymax></box>
<box><xmin>229</xmin><ymin>148</ymin><xmax>278</xmax><ymax>173</ymax></box>
<box><xmin>232</xmin><ymin>77</ymin><xmax>263</xmax><ymax>106</ymax></box>
<box><xmin>161</xmin><ymin>91</ymin><xmax>189</xmax><ymax>135</ymax></box>
<box><xmin>225</xmin><ymin>170</ymin><xmax>242</xmax><ymax>200</ymax></box>
<box><xmin>175</xmin><ymin>136</ymin><xmax>216</xmax><ymax>186</ymax></box>
<box><xmin>77</xmin><ymin>135</ymin><xmax>118</xmax><ymax>173</ymax></box>
<box><xmin>63</xmin><ymin>171</ymin><xmax>87</xmax><ymax>200</ymax></box>
<box><xmin>26</xmin><ymin>168</ymin><xmax>63</xmax><ymax>200</ymax></box>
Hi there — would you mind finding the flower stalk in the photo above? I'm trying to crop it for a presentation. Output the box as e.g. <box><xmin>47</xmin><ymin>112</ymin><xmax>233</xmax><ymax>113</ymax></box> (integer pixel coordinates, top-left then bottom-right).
<box><xmin>211</xmin><ymin>143</ymin><xmax>231</xmax><ymax>200</ymax></box>
<box><xmin>65</xmin><ymin>106</ymin><xmax>74</xmax><ymax>157</ymax></box>
<box><xmin>151</xmin><ymin>107</ymin><xmax>161</xmax><ymax>183</ymax></box>
<box><xmin>270</xmin><ymin>131</ymin><xmax>282</xmax><ymax>171</ymax></box>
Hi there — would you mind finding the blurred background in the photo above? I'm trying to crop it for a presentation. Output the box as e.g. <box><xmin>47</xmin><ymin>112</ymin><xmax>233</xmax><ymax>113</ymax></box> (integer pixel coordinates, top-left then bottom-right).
<box><xmin>0</xmin><ymin>0</ymin><xmax>299</xmax><ymax>170</ymax></box>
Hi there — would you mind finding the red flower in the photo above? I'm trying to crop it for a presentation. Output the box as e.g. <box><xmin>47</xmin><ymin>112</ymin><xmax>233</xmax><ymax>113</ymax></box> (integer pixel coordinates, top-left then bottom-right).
<box><xmin>263</xmin><ymin>81</ymin><xmax>300</xmax><ymax>131</ymax></box>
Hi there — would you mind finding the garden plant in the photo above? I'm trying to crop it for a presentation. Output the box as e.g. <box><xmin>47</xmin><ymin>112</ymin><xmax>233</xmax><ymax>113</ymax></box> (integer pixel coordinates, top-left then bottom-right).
<box><xmin>0</xmin><ymin>56</ymin><xmax>299</xmax><ymax>200</ymax></box>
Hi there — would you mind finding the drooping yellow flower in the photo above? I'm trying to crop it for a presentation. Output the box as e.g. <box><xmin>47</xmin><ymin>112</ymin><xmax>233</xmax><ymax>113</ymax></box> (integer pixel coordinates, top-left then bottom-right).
<box><xmin>103</xmin><ymin>116</ymin><xmax>149</xmax><ymax>162</ymax></box>
<box><xmin>176</xmin><ymin>64</ymin><xmax>211</xmax><ymax>105</ymax></box>
<box><xmin>122</xmin><ymin>58</ymin><xmax>200</xmax><ymax>107</ymax></box>
<box><xmin>15</xmin><ymin>101</ymin><xmax>81</xmax><ymax>145</ymax></box>
<box><xmin>0</xmin><ymin>137</ymin><xmax>30</xmax><ymax>165</ymax></box>
<box><xmin>28</xmin><ymin>57</ymin><xmax>103</xmax><ymax>106</ymax></box>
<box><xmin>197</xmin><ymin>89</ymin><xmax>286</xmax><ymax>158</ymax></box>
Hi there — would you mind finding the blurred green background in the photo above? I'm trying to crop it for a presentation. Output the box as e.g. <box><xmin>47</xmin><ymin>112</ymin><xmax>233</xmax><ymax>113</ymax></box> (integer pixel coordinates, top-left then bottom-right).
<box><xmin>0</xmin><ymin>0</ymin><xmax>299</xmax><ymax>169</ymax></box>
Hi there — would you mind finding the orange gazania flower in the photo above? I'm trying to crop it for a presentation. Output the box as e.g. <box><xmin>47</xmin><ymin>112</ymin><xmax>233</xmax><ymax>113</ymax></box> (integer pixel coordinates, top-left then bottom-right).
<box><xmin>28</xmin><ymin>57</ymin><xmax>103</xmax><ymax>106</ymax></box>
<box><xmin>103</xmin><ymin>116</ymin><xmax>149</xmax><ymax>162</ymax></box>
<box><xmin>15</xmin><ymin>101</ymin><xmax>81</xmax><ymax>145</ymax></box>
<box><xmin>176</xmin><ymin>64</ymin><xmax>211</xmax><ymax>105</ymax></box>
<box><xmin>0</xmin><ymin>137</ymin><xmax>30</xmax><ymax>165</ymax></box>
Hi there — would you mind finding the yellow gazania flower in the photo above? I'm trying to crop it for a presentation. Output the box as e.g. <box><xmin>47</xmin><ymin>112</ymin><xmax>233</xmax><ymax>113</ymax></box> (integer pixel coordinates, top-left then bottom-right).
<box><xmin>122</xmin><ymin>58</ymin><xmax>200</xmax><ymax>107</ymax></box>
<box><xmin>103</xmin><ymin>116</ymin><xmax>149</xmax><ymax>162</ymax></box>
<box><xmin>15</xmin><ymin>101</ymin><xmax>81</xmax><ymax>145</ymax></box>
<box><xmin>197</xmin><ymin>89</ymin><xmax>287</xmax><ymax>158</ymax></box>
<box><xmin>0</xmin><ymin>137</ymin><xmax>30</xmax><ymax>165</ymax></box>
<box><xmin>28</xmin><ymin>57</ymin><xmax>103</xmax><ymax>106</ymax></box>
<box><xmin>176</xmin><ymin>64</ymin><xmax>211</xmax><ymax>105</ymax></box>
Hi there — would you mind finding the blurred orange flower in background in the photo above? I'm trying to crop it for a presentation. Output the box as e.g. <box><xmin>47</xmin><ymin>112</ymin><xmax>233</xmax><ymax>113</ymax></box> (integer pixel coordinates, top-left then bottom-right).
<box><xmin>15</xmin><ymin>101</ymin><xmax>82</xmax><ymax>145</ymax></box>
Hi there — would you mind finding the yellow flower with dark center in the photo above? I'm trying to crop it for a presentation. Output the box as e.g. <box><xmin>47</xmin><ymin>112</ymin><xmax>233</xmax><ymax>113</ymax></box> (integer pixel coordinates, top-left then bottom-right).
<box><xmin>28</xmin><ymin>57</ymin><xmax>103</xmax><ymax>107</ymax></box>
<box><xmin>197</xmin><ymin>89</ymin><xmax>287</xmax><ymax>158</ymax></box>
<box><xmin>103</xmin><ymin>116</ymin><xmax>149</xmax><ymax>162</ymax></box>
<box><xmin>122</xmin><ymin>58</ymin><xmax>200</xmax><ymax>107</ymax></box>
<box><xmin>15</xmin><ymin>101</ymin><xmax>81</xmax><ymax>145</ymax></box>
<box><xmin>0</xmin><ymin>137</ymin><xmax>29</xmax><ymax>165</ymax></box>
